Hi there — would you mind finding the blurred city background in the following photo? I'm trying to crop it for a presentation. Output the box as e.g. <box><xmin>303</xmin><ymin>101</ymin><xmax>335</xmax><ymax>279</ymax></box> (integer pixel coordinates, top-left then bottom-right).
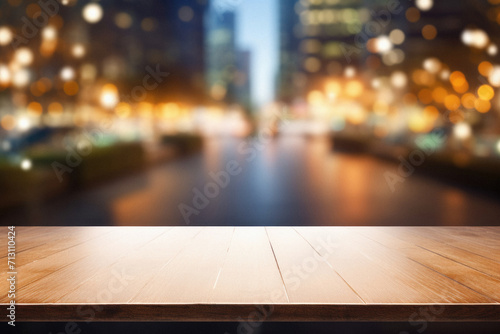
<box><xmin>1</xmin><ymin>0</ymin><xmax>500</xmax><ymax>226</ymax></box>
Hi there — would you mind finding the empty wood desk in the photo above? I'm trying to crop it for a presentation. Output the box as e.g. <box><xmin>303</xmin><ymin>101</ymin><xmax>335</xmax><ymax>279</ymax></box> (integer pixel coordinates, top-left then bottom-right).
<box><xmin>1</xmin><ymin>226</ymin><xmax>499</xmax><ymax>322</ymax></box>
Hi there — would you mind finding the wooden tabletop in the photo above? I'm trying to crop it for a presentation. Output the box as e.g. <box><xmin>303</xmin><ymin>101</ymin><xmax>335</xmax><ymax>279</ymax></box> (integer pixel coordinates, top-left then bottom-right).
<box><xmin>1</xmin><ymin>226</ymin><xmax>499</xmax><ymax>322</ymax></box>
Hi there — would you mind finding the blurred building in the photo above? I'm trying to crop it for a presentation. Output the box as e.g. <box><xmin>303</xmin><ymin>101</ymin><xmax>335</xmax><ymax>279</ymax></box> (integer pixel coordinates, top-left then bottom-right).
<box><xmin>277</xmin><ymin>0</ymin><xmax>368</xmax><ymax>102</ymax></box>
<box><xmin>204</xmin><ymin>2</ymin><xmax>252</xmax><ymax>111</ymax></box>
<box><xmin>205</xmin><ymin>8</ymin><xmax>237</xmax><ymax>104</ymax></box>
<box><xmin>235</xmin><ymin>50</ymin><xmax>252</xmax><ymax>111</ymax></box>
<box><xmin>56</xmin><ymin>0</ymin><xmax>209</xmax><ymax>103</ymax></box>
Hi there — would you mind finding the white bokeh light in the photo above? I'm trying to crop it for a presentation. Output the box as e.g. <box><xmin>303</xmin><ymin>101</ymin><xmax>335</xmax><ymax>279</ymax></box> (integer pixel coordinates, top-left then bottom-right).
<box><xmin>21</xmin><ymin>159</ymin><xmax>32</xmax><ymax>171</ymax></box>
<box><xmin>0</xmin><ymin>64</ymin><xmax>11</xmax><ymax>85</ymax></box>
<box><xmin>453</xmin><ymin>123</ymin><xmax>472</xmax><ymax>140</ymax></box>
<box><xmin>42</xmin><ymin>26</ymin><xmax>57</xmax><ymax>40</ymax></box>
<box><xmin>375</xmin><ymin>35</ymin><xmax>393</xmax><ymax>53</ymax></box>
<box><xmin>60</xmin><ymin>66</ymin><xmax>75</xmax><ymax>81</ymax></box>
<box><xmin>72</xmin><ymin>44</ymin><xmax>86</xmax><ymax>58</ymax></box>
<box><xmin>82</xmin><ymin>3</ymin><xmax>103</xmax><ymax>24</ymax></box>
<box><xmin>416</xmin><ymin>0</ymin><xmax>433</xmax><ymax>11</ymax></box>
<box><xmin>487</xmin><ymin>44</ymin><xmax>498</xmax><ymax>56</ymax></box>
<box><xmin>423</xmin><ymin>58</ymin><xmax>441</xmax><ymax>74</ymax></box>
<box><xmin>0</xmin><ymin>26</ymin><xmax>13</xmax><ymax>45</ymax></box>
<box><xmin>14</xmin><ymin>48</ymin><xmax>34</xmax><ymax>66</ymax></box>
<box><xmin>12</xmin><ymin>69</ymin><xmax>30</xmax><ymax>88</ymax></box>
<box><xmin>488</xmin><ymin>66</ymin><xmax>500</xmax><ymax>87</ymax></box>
<box><xmin>390</xmin><ymin>71</ymin><xmax>408</xmax><ymax>88</ymax></box>
<box><xmin>344</xmin><ymin>66</ymin><xmax>356</xmax><ymax>78</ymax></box>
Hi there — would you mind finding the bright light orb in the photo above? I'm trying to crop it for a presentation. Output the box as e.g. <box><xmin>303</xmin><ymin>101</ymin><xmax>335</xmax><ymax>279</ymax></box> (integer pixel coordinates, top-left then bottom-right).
<box><xmin>488</xmin><ymin>44</ymin><xmax>498</xmax><ymax>56</ymax></box>
<box><xmin>390</xmin><ymin>71</ymin><xmax>408</xmax><ymax>88</ymax></box>
<box><xmin>496</xmin><ymin>140</ymin><xmax>500</xmax><ymax>154</ymax></box>
<box><xmin>416</xmin><ymin>0</ymin><xmax>433</xmax><ymax>11</ymax></box>
<box><xmin>21</xmin><ymin>159</ymin><xmax>32</xmax><ymax>171</ymax></box>
<box><xmin>423</xmin><ymin>57</ymin><xmax>441</xmax><ymax>74</ymax></box>
<box><xmin>375</xmin><ymin>35</ymin><xmax>393</xmax><ymax>53</ymax></box>
<box><xmin>453</xmin><ymin>123</ymin><xmax>472</xmax><ymax>140</ymax></box>
<box><xmin>0</xmin><ymin>26</ymin><xmax>13</xmax><ymax>45</ymax></box>
<box><xmin>71</xmin><ymin>44</ymin><xmax>86</xmax><ymax>58</ymax></box>
<box><xmin>344</xmin><ymin>66</ymin><xmax>356</xmax><ymax>78</ymax></box>
<box><xmin>488</xmin><ymin>66</ymin><xmax>500</xmax><ymax>87</ymax></box>
<box><xmin>82</xmin><ymin>3</ymin><xmax>103</xmax><ymax>24</ymax></box>
<box><xmin>12</xmin><ymin>69</ymin><xmax>30</xmax><ymax>88</ymax></box>
<box><xmin>14</xmin><ymin>48</ymin><xmax>34</xmax><ymax>66</ymax></box>
<box><xmin>100</xmin><ymin>84</ymin><xmax>119</xmax><ymax>109</ymax></box>
<box><xmin>0</xmin><ymin>64</ymin><xmax>11</xmax><ymax>85</ymax></box>
<box><xmin>17</xmin><ymin>116</ymin><xmax>31</xmax><ymax>131</ymax></box>
<box><xmin>461</xmin><ymin>29</ymin><xmax>489</xmax><ymax>49</ymax></box>
<box><xmin>60</xmin><ymin>66</ymin><xmax>75</xmax><ymax>81</ymax></box>
<box><xmin>42</xmin><ymin>26</ymin><xmax>57</xmax><ymax>40</ymax></box>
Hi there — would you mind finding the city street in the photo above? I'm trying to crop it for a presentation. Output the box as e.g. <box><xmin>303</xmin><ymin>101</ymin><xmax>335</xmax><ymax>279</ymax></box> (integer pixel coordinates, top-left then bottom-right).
<box><xmin>3</xmin><ymin>136</ymin><xmax>500</xmax><ymax>226</ymax></box>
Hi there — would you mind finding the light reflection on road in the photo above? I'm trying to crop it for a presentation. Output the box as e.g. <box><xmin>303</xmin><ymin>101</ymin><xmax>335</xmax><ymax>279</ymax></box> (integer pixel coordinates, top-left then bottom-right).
<box><xmin>3</xmin><ymin>136</ymin><xmax>500</xmax><ymax>226</ymax></box>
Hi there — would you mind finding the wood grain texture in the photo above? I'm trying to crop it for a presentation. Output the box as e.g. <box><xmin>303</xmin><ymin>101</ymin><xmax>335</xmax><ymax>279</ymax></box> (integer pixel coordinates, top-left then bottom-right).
<box><xmin>1</xmin><ymin>226</ymin><xmax>499</xmax><ymax>322</ymax></box>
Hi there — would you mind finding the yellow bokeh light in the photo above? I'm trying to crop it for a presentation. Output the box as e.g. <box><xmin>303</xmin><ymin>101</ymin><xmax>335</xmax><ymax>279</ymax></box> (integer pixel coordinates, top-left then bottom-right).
<box><xmin>449</xmin><ymin>71</ymin><xmax>465</xmax><ymax>83</ymax></box>
<box><xmin>444</xmin><ymin>94</ymin><xmax>461</xmax><ymax>111</ymax></box>
<box><xmin>100</xmin><ymin>83</ymin><xmax>119</xmax><ymax>108</ymax></box>
<box><xmin>474</xmin><ymin>98</ymin><xmax>491</xmax><ymax>113</ymax></box>
<box><xmin>27</xmin><ymin>102</ymin><xmax>43</xmax><ymax>115</ymax></box>
<box><xmin>449</xmin><ymin>71</ymin><xmax>469</xmax><ymax>93</ymax></box>
<box><xmin>115</xmin><ymin>102</ymin><xmax>132</xmax><ymax>118</ymax></box>
<box><xmin>418</xmin><ymin>89</ymin><xmax>433</xmax><ymax>104</ymax></box>
<box><xmin>373</xmin><ymin>100</ymin><xmax>389</xmax><ymax>115</ymax></box>
<box><xmin>308</xmin><ymin>90</ymin><xmax>325</xmax><ymax>105</ymax></box>
<box><xmin>345</xmin><ymin>80</ymin><xmax>363</xmax><ymax>98</ymax></box>
<box><xmin>432</xmin><ymin>87</ymin><xmax>447</xmax><ymax>103</ymax></box>
<box><xmin>161</xmin><ymin>103</ymin><xmax>181</xmax><ymax>118</ymax></box>
<box><xmin>477</xmin><ymin>84</ymin><xmax>494</xmax><ymax>101</ymax></box>
<box><xmin>423</xmin><ymin>105</ymin><xmax>439</xmax><ymax>121</ymax></box>
<box><xmin>478</xmin><ymin>61</ymin><xmax>493</xmax><ymax>77</ymax></box>
<box><xmin>325</xmin><ymin>81</ymin><xmax>341</xmax><ymax>97</ymax></box>
<box><xmin>453</xmin><ymin>81</ymin><xmax>469</xmax><ymax>94</ymax></box>
<box><xmin>409</xmin><ymin>112</ymin><xmax>431</xmax><ymax>133</ymax></box>
<box><xmin>48</xmin><ymin>102</ymin><xmax>63</xmax><ymax>115</ymax></box>
<box><xmin>1</xmin><ymin>114</ymin><xmax>16</xmax><ymax>130</ymax></box>
<box><xmin>461</xmin><ymin>93</ymin><xmax>476</xmax><ymax>109</ymax></box>
<box><xmin>347</xmin><ymin>108</ymin><xmax>367</xmax><ymax>125</ymax></box>
<box><xmin>63</xmin><ymin>81</ymin><xmax>79</xmax><ymax>96</ymax></box>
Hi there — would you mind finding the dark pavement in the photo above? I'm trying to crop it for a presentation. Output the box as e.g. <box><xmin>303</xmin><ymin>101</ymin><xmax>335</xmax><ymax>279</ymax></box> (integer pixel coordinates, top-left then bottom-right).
<box><xmin>2</xmin><ymin>136</ymin><xmax>500</xmax><ymax>226</ymax></box>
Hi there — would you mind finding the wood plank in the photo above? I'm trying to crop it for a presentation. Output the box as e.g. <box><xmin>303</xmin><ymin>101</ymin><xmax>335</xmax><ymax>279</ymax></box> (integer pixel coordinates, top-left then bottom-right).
<box><xmin>266</xmin><ymin>227</ymin><xmax>363</xmax><ymax>303</ymax></box>
<box><xmin>0</xmin><ymin>228</ymin><xmax>119</xmax><ymax>302</ymax></box>
<box><xmin>294</xmin><ymin>227</ymin><xmax>436</xmax><ymax>303</ymax></box>
<box><xmin>373</xmin><ymin>227</ymin><xmax>500</xmax><ymax>280</ymax></box>
<box><xmin>132</xmin><ymin>227</ymin><xmax>234</xmax><ymax>303</ymax></box>
<box><xmin>57</xmin><ymin>227</ymin><xmax>201</xmax><ymax>304</ymax></box>
<box><xmin>16</xmin><ymin>228</ymin><xmax>166</xmax><ymax>303</ymax></box>
<box><xmin>210</xmin><ymin>227</ymin><xmax>288</xmax><ymax>304</ymax></box>
<box><xmin>357</xmin><ymin>228</ymin><xmax>500</xmax><ymax>302</ymax></box>
<box><xmin>295</xmin><ymin>227</ymin><xmax>493</xmax><ymax>303</ymax></box>
<box><xmin>404</xmin><ymin>227</ymin><xmax>500</xmax><ymax>260</ymax></box>
<box><xmin>0</xmin><ymin>226</ymin><xmax>499</xmax><ymax>322</ymax></box>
